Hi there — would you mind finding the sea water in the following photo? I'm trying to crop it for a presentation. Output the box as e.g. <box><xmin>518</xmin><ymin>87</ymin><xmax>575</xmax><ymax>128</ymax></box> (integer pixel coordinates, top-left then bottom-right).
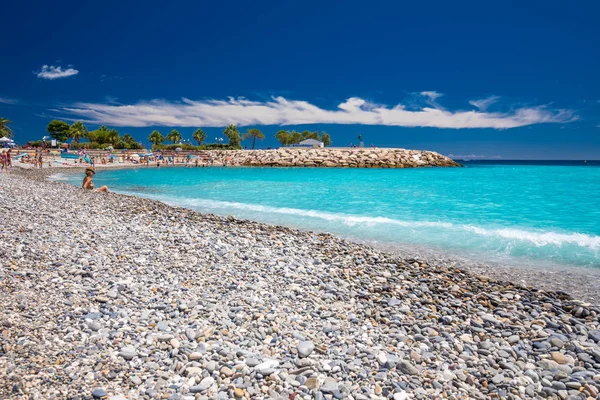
<box><xmin>58</xmin><ymin>162</ymin><xmax>600</xmax><ymax>269</ymax></box>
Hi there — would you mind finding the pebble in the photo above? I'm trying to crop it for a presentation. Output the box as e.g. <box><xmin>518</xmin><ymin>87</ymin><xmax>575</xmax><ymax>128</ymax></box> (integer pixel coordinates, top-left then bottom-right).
<box><xmin>119</xmin><ymin>346</ymin><xmax>137</xmax><ymax>360</ymax></box>
<box><xmin>92</xmin><ymin>388</ymin><xmax>107</xmax><ymax>398</ymax></box>
<box><xmin>1</xmin><ymin>169</ymin><xmax>600</xmax><ymax>400</ymax></box>
<box><xmin>297</xmin><ymin>340</ymin><xmax>315</xmax><ymax>358</ymax></box>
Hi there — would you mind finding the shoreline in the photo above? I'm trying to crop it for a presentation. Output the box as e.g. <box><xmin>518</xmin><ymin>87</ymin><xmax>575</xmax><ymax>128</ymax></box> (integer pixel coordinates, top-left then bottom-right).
<box><xmin>2</xmin><ymin>168</ymin><xmax>600</xmax><ymax>399</ymax></box>
<box><xmin>47</xmin><ymin>166</ymin><xmax>600</xmax><ymax>304</ymax></box>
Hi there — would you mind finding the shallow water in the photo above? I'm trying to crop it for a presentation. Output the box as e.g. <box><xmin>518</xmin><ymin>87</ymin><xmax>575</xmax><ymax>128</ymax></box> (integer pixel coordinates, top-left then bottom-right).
<box><xmin>56</xmin><ymin>162</ymin><xmax>600</xmax><ymax>270</ymax></box>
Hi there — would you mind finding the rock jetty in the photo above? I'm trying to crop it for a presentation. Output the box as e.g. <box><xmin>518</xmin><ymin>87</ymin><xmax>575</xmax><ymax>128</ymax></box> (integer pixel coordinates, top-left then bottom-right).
<box><xmin>1</xmin><ymin>170</ymin><xmax>600</xmax><ymax>400</ymax></box>
<box><xmin>207</xmin><ymin>148</ymin><xmax>460</xmax><ymax>168</ymax></box>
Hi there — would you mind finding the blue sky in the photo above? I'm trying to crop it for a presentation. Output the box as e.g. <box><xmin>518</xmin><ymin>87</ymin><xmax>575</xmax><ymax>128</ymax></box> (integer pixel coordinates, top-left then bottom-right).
<box><xmin>1</xmin><ymin>0</ymin><xmax>599</xmax><ymax>159</ymax></box>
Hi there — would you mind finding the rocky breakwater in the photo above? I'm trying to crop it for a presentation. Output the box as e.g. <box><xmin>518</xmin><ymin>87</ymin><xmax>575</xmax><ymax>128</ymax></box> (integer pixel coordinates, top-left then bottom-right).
<box><xmin>209</xmin><ymin>148</ymin><xmax>460</xmax><ymax>168</ymax></box>
<box><xmin>2</xmin><ymin>170</ymin><xmax>600</xmax><ymax>400</ymax></box>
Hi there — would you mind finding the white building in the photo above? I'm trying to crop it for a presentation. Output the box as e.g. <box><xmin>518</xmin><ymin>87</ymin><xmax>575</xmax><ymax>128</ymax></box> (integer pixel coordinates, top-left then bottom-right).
<box><xmin>291</xmin><ymin>138</ymin><xmax>324</xmax><ymax>148</ymax></box>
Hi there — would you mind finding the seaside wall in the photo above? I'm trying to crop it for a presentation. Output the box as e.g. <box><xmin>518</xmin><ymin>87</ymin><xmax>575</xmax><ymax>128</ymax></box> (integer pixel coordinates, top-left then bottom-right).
<box><xmin>208</xmin><ymin>148</ymin><xmax>461</xmax><ymax>168</ymax></box>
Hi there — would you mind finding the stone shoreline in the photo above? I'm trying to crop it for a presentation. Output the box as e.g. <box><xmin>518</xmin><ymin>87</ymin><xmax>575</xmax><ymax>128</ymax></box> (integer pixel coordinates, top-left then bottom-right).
<box><xmin>1</xmin><ymin>170</ymin><xmax>600</xmax><ymax>400</ymax></box>
<box><xmin>205</xmin><ymin>148</ymin><xmax>461</xmax><ymax>168</ymax></box>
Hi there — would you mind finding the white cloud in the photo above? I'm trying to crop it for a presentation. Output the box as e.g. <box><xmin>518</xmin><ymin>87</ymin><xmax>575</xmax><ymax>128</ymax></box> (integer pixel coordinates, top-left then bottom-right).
<box><xmin>60</xmin><ymin>94</ymin><xmax>576</xmax><ymax>129</ymax></box>
<box><xmin>0</xmin><ymin>96</ymin><xmax>19</xmax><ymax>104</ymax></box>
<box><xmin>36</xmin><ymin>65</ymin><xmax>79</xmax><ymax>80</ymax></box>
<box><xmin>419</xmin><ymin>91</ymin><xmax>444</xmax><ymax>109</ymax></box>
<box><xmin>469</xmin><ymin>96</ymin><xmax>500</xmax><ymax>111</ymax></box>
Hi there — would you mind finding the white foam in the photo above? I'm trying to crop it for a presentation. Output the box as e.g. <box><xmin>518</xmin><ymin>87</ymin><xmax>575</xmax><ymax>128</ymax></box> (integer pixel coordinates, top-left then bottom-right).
<box><xmin>144</xmin><ymin>195</ymin><xmax>600</xmax><ymax>251</ymax></box>
<box><xmin>48</xmin><ymin>173</ymin><xmax>71</xmax><ymax>181</ymax></box>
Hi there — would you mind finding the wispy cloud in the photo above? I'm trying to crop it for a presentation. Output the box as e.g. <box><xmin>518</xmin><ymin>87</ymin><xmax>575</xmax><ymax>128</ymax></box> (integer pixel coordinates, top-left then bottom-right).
<box><xmin>0</xmin><ymin>96</ymin><xmax>19</xmax><ymax>105</ymax></box>
<box><xmin>59</xmin><ymin>94</ymin><xmax>576</xmax><ymax>129</ymax></box>
<box><xmin>469</xmin><ymin>96</ymin><xmax>500</xmax><ymax>111</ymax></box>
<box><xmin>36</xmin><ymin>65</ymin><xmax>79</xmax><ymax>80</ymax></box>
<box><xmin>420</xmin><ymin>91</ymin><xmax>444</xmax><ymax>109</ymax></box>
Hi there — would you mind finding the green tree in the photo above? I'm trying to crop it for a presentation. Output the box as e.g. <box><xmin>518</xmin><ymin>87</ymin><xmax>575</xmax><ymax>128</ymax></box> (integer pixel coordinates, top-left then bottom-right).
<box><xmin>243</xmin><ymin>128</ymin><xmax>265</xmax><ymax>149</ymax></box>
<box><xmin>290</xmin><ymin>130</ymin><xmax>302</xmax><ymax>144</ymax></box>
<box><xmin>47</xmin><ymin>119</ymin><xmax>71</xmax><ymax>142</ymax></box>
<box><xmin>301</xmin><ymin>130</ymin><xmax>319</xmax><ymax>140</ymax></box>
<box><xmin>149</xmin><ymin>130</ymin><xmax>164</xmax><ymax>146</ymax></box>
<box><xmin>0</xmin><ymin>118</ymin><xmax>13</xmax><ymax>138</ymax></box>
<box><xmin>107</xmin><ymin>128</ymin><xmax>120</xmax><ymax>146</ymax></box>
<box><xmin>123</xmin><ymin>134</ymin><xmax>136</xmax><ymax>145</ymax></box>
<box><xmin>223</xmin><ymin>124</ymin><xmax>241</xmax><ymax>149</ymax></box>
<box><xmin>192</xmin><ymin>128</ymin><xmax>206</xmax><ymax>145</ymax></box>
<box><xmin>69</xmin><ymin>121</ymin><xmax>87</xmax><ymax>143</ymax></box>
<box><xmin>275</xmin><ymin>130</ymin><xmax>291</xmax><ymax>147</ymax></box>
<box><xmin>86</xmin><ymin>125</ymin><xmax>107</xmax><ymax>143</ymax></box>
<box><xmin>166</xmin><ymin>129</ymin><xmax>182</xmax><ymax>144</ymax></box>
<box><xmin>320</xmin><ymin>131</ymin><xmax>331</xmax><ymax>147</ymax></box>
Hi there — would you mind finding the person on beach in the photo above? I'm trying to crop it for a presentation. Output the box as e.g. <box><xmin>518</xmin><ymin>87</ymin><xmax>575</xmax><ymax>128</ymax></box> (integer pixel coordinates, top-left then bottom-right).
<box><xmin>38</xmin><ymin>153</ymin><xmax>43</xmax><ymax>168</ymax></box>
<box><xmin>6</xmin><ymin>149</ymin><xmax>12</xmax><ymax>168</ymax></box>
<box><xmin>82</xmin><ymin>168</ymin><xmax>109</xmax><ymax>192</ymax></box>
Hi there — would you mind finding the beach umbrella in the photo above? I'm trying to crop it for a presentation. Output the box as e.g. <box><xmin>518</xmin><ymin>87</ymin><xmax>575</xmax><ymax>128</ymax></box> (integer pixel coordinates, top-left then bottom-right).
<box><xmin>176</xmin><ymin>147</ymin><xmax>182</xmax><ymax>152</ymax></box>
<box><xmin>0</xmin><ymin>137</ymin><xmax>9</xmax><ymax>142</ymax></box>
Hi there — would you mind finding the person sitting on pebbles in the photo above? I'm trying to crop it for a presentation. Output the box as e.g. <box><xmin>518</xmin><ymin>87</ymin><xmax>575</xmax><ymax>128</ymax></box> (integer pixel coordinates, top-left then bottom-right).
<box><xmin>82</xmin><ymin>168</ymin><xmax>109</xmax><ymax>192</ymax></box>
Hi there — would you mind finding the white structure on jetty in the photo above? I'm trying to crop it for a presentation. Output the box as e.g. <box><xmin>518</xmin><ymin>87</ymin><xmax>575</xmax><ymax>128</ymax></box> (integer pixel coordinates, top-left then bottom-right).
<box><xmin>291</xmin><ymin>138</ymin><xmax>324</xmax><ymax>148</ymax></box>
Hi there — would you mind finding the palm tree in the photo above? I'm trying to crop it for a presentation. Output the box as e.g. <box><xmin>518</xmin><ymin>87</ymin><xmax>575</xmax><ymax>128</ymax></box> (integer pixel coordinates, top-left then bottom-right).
<box><xmin>192</xmin><ymin>128</ymin><xmax>206</xmax><ymax>145</ymax></box>
<box><xmin>223</xmin><ymin>124</ymin><xmax>241</xmax><ymax>148</ymax></box>
<box><xmin>123</xmin><ymin>134</ymin><xmax>136</xmax><ymax>145</ymax></box>
<box><xmin>149</xmin><ymin>130</ymin><xmax>164</xmax><ymax>146</ymax></box>
<box><xmin>69</xmin><ymin>121</ymin><xmax>87</xmax><ymax>144</ymax></box>
<box><xmin>275</xmin><ymin>130</ymin><xmax>291</xmax><ymax>147</ymax></box>
<box><xmin>107</xmin><ymin>128</ymin><xmax>120</xmax><ymax>146</ymax></box>
<box><xmin>166</xmin><ymin>129</ymin><xmax>182</xmax><ymax>144</ymax></box>
<box><xmin>0</xmin><ymin>118</ymin><xmax>14</xmax><ymax>138</ymax></box>
<box><xmin>243</xmin><ymin>128</ymin><xmax>265</xmax><ymax>149</ymax></box>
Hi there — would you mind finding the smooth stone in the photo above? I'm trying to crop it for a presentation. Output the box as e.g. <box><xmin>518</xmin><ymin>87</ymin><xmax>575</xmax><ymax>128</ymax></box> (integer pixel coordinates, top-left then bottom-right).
<box><xmin>189</xmin><ymin>352</ymin><xmax>203</xmax><ymax>361</ymax></box>
<box><xmin>206</xmin><ymin>361</ymin><xmax>218</xmax><ymax>372</ymax></box>
<box><xmin>507</xmin><ymin>335</ymin><xmax>520</xmax><ymax>344</ymax></box>
<box><xmin>92</xmin><ymin>388</ymin><xmax>107</xmax><ymax>398</ymax></box>
<box><xmin>297</xmin><ymin>340</ymin><xmax>315</xmax><ymax>358</ymax></box>
<box><xmin>589</xmin><ymin>330</ymin><xmax>600</xmax><ymax>343</ymax></box>
<box><xmin>320</xmin><ymin>378</ymin><xmax>339</xmax><ymax>393</ymax></box>
<box><xmin>551</xmin><ymin>352</ymin><xmax>572</xmax><ymax>365</ymax></box>
<box><xmin>397</xmin><ymin>360</ymin><xmax>419</xmax><ymax>375</ymax></box>
<box><xmin>157</xmin><ymin>321</ymin><xmax>169</xmax><ymax>331</ymax></box>
<box><xmin>245</xmin><ymin>358</ymin><xmax>260</xmax><ymax>367</ymax></box>
<box><xmin>254</xmin><ymin>360</ymin><xmax>278</xmax><ymax>375</ymax></box>
<box><xmin>393</xmin><ymin>392</ymin><xmax>408</xmax><ymax>400</ymax></box>
<box><xmin>492</xmin><ymin>374</ymin><xmax>505</xmax><ymax>384</ymax></box>
<box><xmin>388</xmin><ymin>298</ymin><xmax>401</xmax><ymax>306</ymax></box>
<box><xmin>119</xmin><ymin>346</ymin><xmax>137</xmax><ymax>360</ymax></box>
<box><xmin>306</xmin><ymin>377</ymin><xmax>319</xmax><ymax>390</ymax></box>
<box><xmin>552</xmin><ymin>381</ymin><xmax>567</xmax><ymax>390</ymax></box>
<box><xmin>87</xmin><ymin>321</ymin><xmax>102</xmax><ymax>332</ymax></box>
<box><xmin>198</xmin><ymin>377</ymin><xmax>215</xmax><ymax>391</ymax></box>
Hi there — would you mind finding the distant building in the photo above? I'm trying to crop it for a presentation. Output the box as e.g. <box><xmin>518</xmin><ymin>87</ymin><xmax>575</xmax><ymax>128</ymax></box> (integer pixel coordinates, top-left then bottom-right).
<box><xmin>291</xmin><ymin>138</ymin><xmax>324</xmax><ymax>148</ymax></box>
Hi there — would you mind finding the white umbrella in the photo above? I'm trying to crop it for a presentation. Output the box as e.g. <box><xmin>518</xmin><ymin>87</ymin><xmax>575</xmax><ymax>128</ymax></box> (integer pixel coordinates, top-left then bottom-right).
<box><xmin>0</xmin><ymin>137</ymin><xmax>10</xmax><ymax>142</ymax></box>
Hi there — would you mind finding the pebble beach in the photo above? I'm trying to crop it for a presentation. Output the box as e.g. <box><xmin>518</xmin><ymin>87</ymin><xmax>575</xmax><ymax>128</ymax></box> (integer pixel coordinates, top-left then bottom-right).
<box><xmin>1</xmin><ymin>169</ymin><xmax>600</xmax><ymax>400</ymax></box>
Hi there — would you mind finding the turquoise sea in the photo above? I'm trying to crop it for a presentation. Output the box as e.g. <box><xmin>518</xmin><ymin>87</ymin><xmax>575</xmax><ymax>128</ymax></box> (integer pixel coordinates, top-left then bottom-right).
<box><xmin>57</xmin><ymin>161</ymin><xmax>600</xmax><ymax>270</ymax></box>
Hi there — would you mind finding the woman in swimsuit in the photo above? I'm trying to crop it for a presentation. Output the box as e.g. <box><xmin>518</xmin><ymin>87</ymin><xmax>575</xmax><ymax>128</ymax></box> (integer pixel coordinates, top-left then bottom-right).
<box><xmin>82</xmin><ymin>168</ymin><xmax>109</xmax><ymax>192</ymax></box>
